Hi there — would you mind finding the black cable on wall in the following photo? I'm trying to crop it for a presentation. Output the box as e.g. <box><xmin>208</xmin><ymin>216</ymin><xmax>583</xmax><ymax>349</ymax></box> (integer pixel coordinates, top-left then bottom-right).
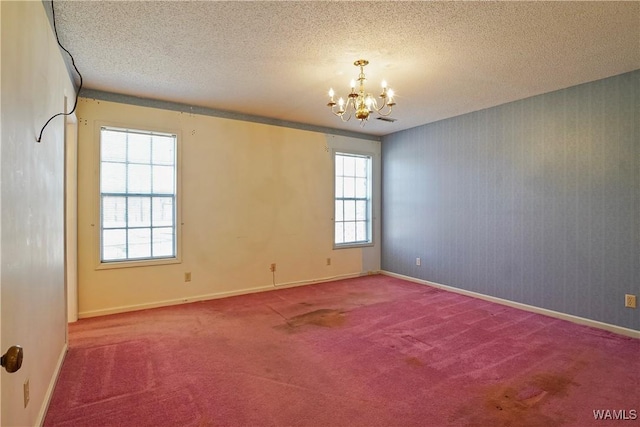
<box><xmin>36</xmin><ymin>0</ymin><xmax>83</xmax><ymax>143</ymax></box>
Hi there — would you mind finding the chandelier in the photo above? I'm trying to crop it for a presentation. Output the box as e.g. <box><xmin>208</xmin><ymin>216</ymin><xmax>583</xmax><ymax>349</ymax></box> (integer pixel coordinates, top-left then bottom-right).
<box><xmin>327</xmin><ymin>59</ymin><xmax>396</xmax><ymax>125</ymax></box>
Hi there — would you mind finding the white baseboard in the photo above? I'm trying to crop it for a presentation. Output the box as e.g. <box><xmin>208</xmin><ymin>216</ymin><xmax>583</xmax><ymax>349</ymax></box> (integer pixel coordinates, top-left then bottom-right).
<box><xmin>381</xmin><ymin>270</ymin><xmax>640</xmax><ymax>339</ymax></box>
<box><xmin>273</xmin><ymin>271</ymin><xmax>370</xmax><ymax>288</ymax></box>
<box><xmin>37</xmin><ymin>342</ymin><xmax>68</xmax><ymax>427</ymax></box>
<box><xmin>78</xmin><ymin>272</ymin><xmax>368</xmax><ymax>319</ymax></box>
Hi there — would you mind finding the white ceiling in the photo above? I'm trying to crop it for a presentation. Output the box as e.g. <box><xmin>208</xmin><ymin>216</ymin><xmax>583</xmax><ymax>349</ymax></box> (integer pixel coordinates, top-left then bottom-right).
<box><xmin>52</xmin><ymin>1</ymin><xmax>640</xmax><ymax>137</ymax></box>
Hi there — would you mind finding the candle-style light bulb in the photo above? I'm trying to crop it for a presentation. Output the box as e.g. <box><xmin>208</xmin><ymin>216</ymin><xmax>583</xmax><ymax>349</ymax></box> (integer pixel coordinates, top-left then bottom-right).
<box><xmin>350</xmin><ymin>79</ymin><xmax>356</xmax><ymax>90</ymax></box>
<box><xmin>329</xmin><ymin>88</ymin><xmax>334</xmax><ymax>98</ymax></box>
<box><xmin>380</xmin><ymin>80</ymin><xmax>389</xmax><ymax>97</ymax></box>
<box><xmin>387</xmin><ymin>89</ymin><xmax>395</xmax><ymax>105</ymax></box>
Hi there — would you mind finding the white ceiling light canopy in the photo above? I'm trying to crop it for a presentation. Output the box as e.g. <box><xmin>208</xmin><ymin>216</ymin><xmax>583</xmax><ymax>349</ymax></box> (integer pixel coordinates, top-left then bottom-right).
<box><xmin>327</xmin><ymin>59</ymin><xmax>396</xmax><ymax>126</ymax></box>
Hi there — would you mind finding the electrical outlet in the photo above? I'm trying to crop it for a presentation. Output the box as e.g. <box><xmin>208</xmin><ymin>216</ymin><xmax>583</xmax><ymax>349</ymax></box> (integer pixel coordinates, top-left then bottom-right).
<box><xmin>326</xmin><ymin>258</ymin><xmax>331</xmax><ymax>266</ymax></box>
<box><xmin>270</xmin><ymin>263</ymin><xmax>276</xmax><ymax>272</ymax></box>
<box><xmin>184</xmin><ymin>272</ymin><xmax>191</xmax><ymax>282</ymax></box>
<box><xmin>625</xmin><ymin>294</ymin><xmax>637</xmax><ymax>308</ymax></box>
<box><xmin>416</xmin><ymin>258</ymin><xmax>421</xmax><ymax>266</ymax></box>
<box><xmin>24</xmin><ymin>378</ymin><xmax>29</xmax><ymax>408</ymax></box>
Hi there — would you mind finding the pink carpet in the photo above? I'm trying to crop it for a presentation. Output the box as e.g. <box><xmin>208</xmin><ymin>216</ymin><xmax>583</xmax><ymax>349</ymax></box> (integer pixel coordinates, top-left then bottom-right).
<box><xmin>45</xmin><ymin>275</ymin><xmax>639</xmax><ymax>426</ymax></box>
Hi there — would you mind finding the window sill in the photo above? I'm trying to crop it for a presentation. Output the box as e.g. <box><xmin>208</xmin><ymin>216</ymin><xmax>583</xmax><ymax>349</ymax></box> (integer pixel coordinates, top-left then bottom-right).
<box><xmin>333</xmin><ymin>242</ymin><xmax>374</xmax><ymax>250</ymax></box>
<box><xmin>95</xmin><ymin>256</ymin><xmax>181</xmax><ymax>270</ymax></box>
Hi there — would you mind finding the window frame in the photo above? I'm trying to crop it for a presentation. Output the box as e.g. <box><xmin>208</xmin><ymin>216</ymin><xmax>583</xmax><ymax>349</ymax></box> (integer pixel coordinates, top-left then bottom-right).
<box><xmin>333</xmin><ymin>150</ymin><xmax>374</xmax><ymax>249</ymax></box>
<box><xmin>94</xmin><ymin>122</ymin><xmax>182</xmax><ymax>270</ymax></box>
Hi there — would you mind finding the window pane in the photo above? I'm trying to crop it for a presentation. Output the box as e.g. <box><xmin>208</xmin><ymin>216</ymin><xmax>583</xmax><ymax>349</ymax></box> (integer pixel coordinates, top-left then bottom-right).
<box><xmin>343</xmin><ymin>155</ymin><xmax>355</xmax><ymax>176</ymax></box>
<box><xmin>128</xmin><ymin>228</ymin><xmax>151</xmax><ymax>259</ymax></box>
<box><xmin>101</xmin><ymin>162</ymin><xmax>126</xmax><ymax>193</ymax></box>
<box><xmin>355</xmin><ymin>157</ymin><xmax>368</xmax><ymax>177</ymax></box>
<box><xmin>355</xmin><ymin>201</ymin><xmax>367</xmax><ymax>220</ymax></box>
<box><xmin>335</xmin><ymin>177</ymin><xmax>343</xmax><ymax>198</ymax></box>
<box><xmin>128</xmin><ymin>133</ymin><xmax>151</xmax><ymax>164</ymax></box>
<box><xmin>102</xmin><ymin>196</ymin><xmax>126</xmax><ymax>228</ymax></box>
<box><xmin>344</xmin><ymin>200</ymin><xmax>356</xmax><ymax>221</ymax></box>
<box><xmin>343</xmin><ymin>177</ymin><xmax>355</xmax><ymax>198</ymax></box>
<box><xmin>101</xmin><ymin>130</ymin><xmax>126</xmax><ymax>162</ymax></box>
<box><xmin>344</xmin><ymin>222</ymin><xmax>356</xmax><ymax>242</ymax></box>
<box><xmin>127</xmin><ymin>197</ymin><xmax>151</xmax><ymax>227</ymax></box>
<box><xmin>335</xmin><ymin>155</ymin><xmax>344</xmax><ymax>176</ymax></box>
<box><xmin>152</xmin><ymin>227</ymin><xmax>174</xmax><ymax>257</ymax></box>
<box><xmin>355</xmin><ymin>178</ymin><xmax>367</xmax><ymax>198</ymax></box>
<box><xmin>152</xmin><ymin>165</ymin><xmax>174</xmax><ymax>194</ymax></box>
<box><xmin>103</xmin><ymin>229</ymin><xmax>127</xmax><ymax>261</ymax></box>
<box><xmin>335</xmin><ymin>222</ymin><xmax>344</xmax><ymax>244</ymax></box>
<box><xmin>152</xmin><ymin>136</ymin><xmax>175</xmax><ymax>165</ymax></box>
<box><xmin>128</xmin><ymin>164</ymin><xmax>151</xmax><ymax>193</ymax></box>
<box><xmin>356</xmin><ymin>221</ymin><xmax>367</xmax><ymax>241</ymax></box>
<box><xmin>153</xmin><ymin>197</ymin><xmax>174</xmax><ymax>226</ymax></box>
<box><xmin>335</xmin><ymin>200</ymin><xmax>343</xmax><ymax>222</ymax></box>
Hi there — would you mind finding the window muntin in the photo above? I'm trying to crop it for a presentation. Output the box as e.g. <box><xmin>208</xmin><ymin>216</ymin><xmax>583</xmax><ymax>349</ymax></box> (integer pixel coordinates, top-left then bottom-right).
<box><xmin>99</xmin><ymin>127</ymin><xmax>177</xmax><ymax>263</ymax></box>
<box><xmin>335</xmin><ymin>152</ymin><xmax>372</xmax><ymax>247</ymax></box>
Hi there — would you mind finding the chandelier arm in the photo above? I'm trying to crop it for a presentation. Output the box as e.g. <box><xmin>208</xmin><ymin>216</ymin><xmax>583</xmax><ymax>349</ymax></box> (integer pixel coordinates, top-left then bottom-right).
<box><xmin>372</xmin><ymin>96</ymin><xmax>393</xmax><ymax>115</ymax></box>
<box><xmin>331</xmin><ymin>110</ymin><xmax>351</xmax><ymax>121</ymax></box>
<box><xmin>344</xmin><ymin>97</ymin><xmax>357</xmax><ymax>121</ymax></box>
<box><xmin>338</xmin><ymin>111</ymin><xmax>352</xmax><ymax>122</ymax></box>
<box><xmin>370</xmin><ymin>96</ymin><xmax>388</xmax><ymax>113</ymax></box>
<box><xmin>330</xmin><ymin>100</ymin><xmax>347</xmax><ymax>119</ymax></box>
<box><xmin>330</xmin><ymin>101</ymin><xmax>352</xmax><ymax>121</ymax></box>
<box><xmin>375</xmin><ymin>107</ymin><xmax>394</xmax><ymax>117</ymax></box>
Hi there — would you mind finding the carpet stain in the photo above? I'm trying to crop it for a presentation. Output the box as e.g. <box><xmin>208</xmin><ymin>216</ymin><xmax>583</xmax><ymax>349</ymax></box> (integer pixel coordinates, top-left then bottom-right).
<box><xmin>405</xmin><ymin>357</ymin><xmax>423</xmax><ymax>367</ymax></box>
<box><xmin>197</xmin><ymin>416</ymin><xmax>214</xmax><ymax>427</ymax></box>
<box><xmin>348</xmin><ymin>291</ymin><xmax>372</xmax><ymax>298</ymax></box>
<box><xmin>346</xmin><ymin>291</ymin><xmax>389</xmax><ymax>306</ymax></box>
<box><xmin>451</xmin><ymin>362</ymin><xmax>586</xmax><ymax>427</ymax></box>
<box><xmin>275</xmin><ymin>309</ymin><xmax>347</xmax><ymax>332</ymax></box>
<box><xmin>289</xmin><ymin>309</ymin><xmax>346</xmax><ymax>328</ymax></box>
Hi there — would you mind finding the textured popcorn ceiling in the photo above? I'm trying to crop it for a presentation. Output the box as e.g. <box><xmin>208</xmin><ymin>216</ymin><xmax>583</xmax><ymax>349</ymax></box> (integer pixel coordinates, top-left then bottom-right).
<box><xmin>53</xmin><ymin>1</ymin><xmax>639</xmax><ymax>136</ymax></box>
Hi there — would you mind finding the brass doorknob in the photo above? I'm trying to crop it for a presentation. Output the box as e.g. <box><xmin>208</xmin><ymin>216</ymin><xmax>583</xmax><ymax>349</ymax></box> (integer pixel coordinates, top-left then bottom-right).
<box><xmin>1</xmin><ymin>346</ymin><xmax>23</xmax><ymax>373</ymax></box>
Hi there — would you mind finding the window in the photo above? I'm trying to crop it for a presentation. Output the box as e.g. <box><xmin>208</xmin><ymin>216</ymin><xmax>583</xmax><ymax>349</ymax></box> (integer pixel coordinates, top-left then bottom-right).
<box><xmin>334</xmin><ymin>152</ymin><xmax>372</xmax><ymax>247</ymax></box>
<box><xmin>99</xmin><ymin>127</ymin><xmax>178</xmax><ymax>264</ymax></box>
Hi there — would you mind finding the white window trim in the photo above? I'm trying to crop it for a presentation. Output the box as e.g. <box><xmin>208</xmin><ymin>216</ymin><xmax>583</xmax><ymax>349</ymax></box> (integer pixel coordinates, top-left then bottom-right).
<box><xmin>333</xmin><ymin>149</ymin><xmax>374</xmax><ymax>250</ymax></box>
<box><xmin>93</xmin><ymin>121</ymin><xmax>183</xmax><ymax>270</ymax></box>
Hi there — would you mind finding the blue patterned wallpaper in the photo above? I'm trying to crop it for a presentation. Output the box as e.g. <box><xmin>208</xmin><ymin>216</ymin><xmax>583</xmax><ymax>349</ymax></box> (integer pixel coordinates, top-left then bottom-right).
<box><xmin>382</xmin><ymin>70</ymin><xmax>639</xmax><ymax>330</ymax></box>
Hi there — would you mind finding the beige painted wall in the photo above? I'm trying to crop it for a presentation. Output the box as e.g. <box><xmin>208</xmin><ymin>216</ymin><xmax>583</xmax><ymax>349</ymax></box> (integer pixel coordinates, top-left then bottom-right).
<box><xmin>77</xmin><ymin>99</ymin><xmax>381</xmax><ymax>317</ymax></box>
<box><xmin>1</xmin><ymin>2</ymin><xmax>75</xmax><ymax>425</ymax></box>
